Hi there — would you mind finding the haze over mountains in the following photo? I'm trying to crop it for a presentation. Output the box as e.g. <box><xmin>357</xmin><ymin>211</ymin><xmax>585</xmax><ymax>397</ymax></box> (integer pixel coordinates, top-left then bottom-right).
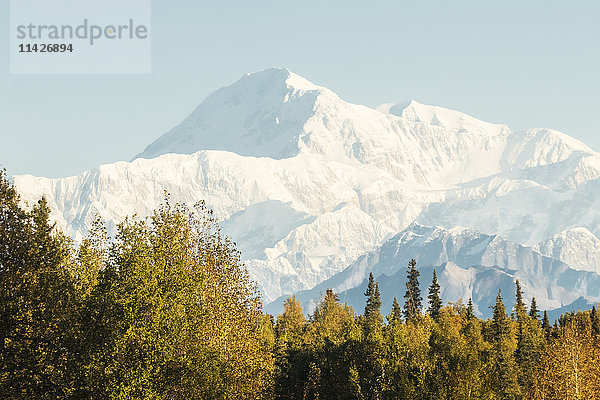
<box><xmin>268</xmin><ymin>223</ymin><xmax>600</xmax><ymax>319</ymax></box>
<box><xmin>14</xmin><ymin>68</ymin><xmax>600</xmax><ymax>315</ymax></box>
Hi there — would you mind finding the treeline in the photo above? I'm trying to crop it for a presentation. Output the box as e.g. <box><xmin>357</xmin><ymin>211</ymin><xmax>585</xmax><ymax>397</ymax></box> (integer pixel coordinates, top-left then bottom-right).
<box><xmin>274</xmin><ymin>270</ymin><xmax>600</xmax><ymax>399</ymax></box>
<box><xmin>1</xmin><ymin>170</ymin><xmax>600</xmax><ymax>399</ymax></box>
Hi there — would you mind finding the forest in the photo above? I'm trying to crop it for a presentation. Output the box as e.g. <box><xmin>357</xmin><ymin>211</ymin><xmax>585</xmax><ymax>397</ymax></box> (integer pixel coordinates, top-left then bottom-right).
<box><xmin>1</xmin><ymin>169</ymin><xmax>599</xmax><ymax>400</ymax></box>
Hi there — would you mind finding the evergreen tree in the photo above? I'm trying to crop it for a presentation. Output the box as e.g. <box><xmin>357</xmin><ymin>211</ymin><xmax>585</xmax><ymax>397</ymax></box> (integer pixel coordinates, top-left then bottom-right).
<box><xmin>364</xmin><ymin>274</ymin><xmax>382</xmax><ymax>323</ymax></box>
<box><xmin>466</xmin><ymin>297</ymin><xmax>475</xmax><ymax>320</ymax></box>
<box><xmin>365</xmin><ymin>273</ymin><xmax>375</xmax><ymax>305</ymax></box>
<box><xmin>427</xmin><ymin>269</ymin><xmax>442</xmax><ymax>322</ymax></box>
<box><xmin>542</xmin><ymin>310</ymin><xmax>551</xmax><ymax>339</ymax></box>
<box><xmin>514</xmin><ymin>279</ymin><xmax>526</xmax><ymax>316</ymax></box>
<box><xmin>489</xmin><ymin>289</ymin><xmax>521</xmax><ymax>399</ymax></box>
<box><xmin>551</xmin><ymin>320</ymin><xmax>560</xmax><ymax>338</ymax></box>
<box><xmin>355</xmin><ymin>274</ymin><xmax>385</xmax><ymax>399</ymax></box>
<box><xmin>363</xmin><ymin>273</ymin><xmax>383</xmax><ymax>339</ymax></box>
<box><xmin>403</xmin><ymin>259</ymin><xmax>422</xmax><ymax>323</ymax></box>
<box><xmin>529</xmin><ymin>297</ymin><xmax>540</xmax><ymax>321</ymax></box>
<box><xmin>492</xmin><ymin>290</ymin><xmax>508</xmax><ymax>339</ymax></box>
<box><xmin>516</xmin><ymin>315</ymin><xmax>544</xmax><ymax>398</ymax></box>
<box><xmin>514</xmin><ymin>291</ymin><xmax>544</xmax><ymax>397</ymax></box>
<box><xmin>374</xmin><ymin>284</ymin><xmax>381</xmax><ymax>310</ymax></box>
<box><xmin>387</xmin><ymin>297</ymin><xmax>402</xmax><ymax>324</ymax></box>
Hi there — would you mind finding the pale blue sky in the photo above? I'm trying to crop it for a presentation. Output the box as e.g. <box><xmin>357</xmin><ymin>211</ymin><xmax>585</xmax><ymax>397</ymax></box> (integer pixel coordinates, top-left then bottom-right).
<box><xmin>2</xmin><ymin>1</ymin><xmax>599</xmax><ymax>177</ymax></box>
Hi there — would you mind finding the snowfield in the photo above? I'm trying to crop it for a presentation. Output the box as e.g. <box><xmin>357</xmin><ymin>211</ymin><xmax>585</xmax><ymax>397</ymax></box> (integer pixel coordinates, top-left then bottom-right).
<box><xmin>14</xmin><ymin>68</ymin><xmax>600</xmax><ymax>312</ymax></box>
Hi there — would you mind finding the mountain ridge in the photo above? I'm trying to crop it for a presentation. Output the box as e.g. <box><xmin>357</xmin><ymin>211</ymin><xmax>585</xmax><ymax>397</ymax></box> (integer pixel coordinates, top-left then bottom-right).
<box><xmin>13</xmin><ymin>68</ymin><xmax>600</xmax><ymax>308</ymax></box>
<box><xmin>266</xmin><ymin>222</ymin><xmax>600</xmax><ymax>318</ymax></box>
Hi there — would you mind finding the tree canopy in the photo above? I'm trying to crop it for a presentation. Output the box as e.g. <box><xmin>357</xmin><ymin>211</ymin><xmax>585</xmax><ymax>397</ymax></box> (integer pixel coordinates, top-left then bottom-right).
<box><xmin>2</xmin><ymin>170</ymin><xmax>599</xmax><ymax>399</ymax></box>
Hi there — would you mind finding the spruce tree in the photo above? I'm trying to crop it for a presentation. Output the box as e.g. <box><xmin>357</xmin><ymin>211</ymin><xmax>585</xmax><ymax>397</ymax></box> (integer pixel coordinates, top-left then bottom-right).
<box><xmin>374</xmin><ymin>283</ymin><xmax>382</xmax><ymax>315</ymax></box>
<box><xmin>514</xmin><ymin>289</ymin><xmax>543</xmax><ymax>396</ymax></box>
<box><xmin>516</xmin><ymin>316</ymin><xmax>544</xmax><ymax>397</ymax></box>
<box><xmin>403</xmin><ymin>259</ymin><xmax>422</xmax><ymax>323</ymax></box>
<box><xmin>514</xmin><ymin>279</ymin><xmax>526</xmax><ymax>316</ymax></box>
<box><xmin>388</xmin><ymin>297</ymin><xmax>403</xmax><ymax>324</ymax></box>
<box><xmin>358</xmin><ymin>274</ymin><xmax>385</xmax><ymax>398</ymax></box>
<box><xmin>466</xmin><ymin>297</ymin><xmax>475</xmax><ymax>320</ymax></box>
<box><xmin>551</xmin><ymin>320</ymin><xmax>560</xmax><ymax>338</ymax></box>
<box><xmin>364</xmin><ymin>273</ymin><xmax>383</xmax><ymax>337</ymax></box>
<box><xmin>492</xmin><ymin>290</ymin><xmax>508</xmax><ymax>339</ymax></box>
<box><xmin>514</xmin><ymin>281</ymin><xmax>527</xmax><ymax>364</ymax></box>
<box><xmin>490</xmin><ymin>289</ymin><xmax>521</xmax><ymax>398</ymax></box>
<box><xmin>529</xmin><ymin>297</ymin><xmax>539</xmax><ymax>321</ymax></box>
<box><xmin>364</xmin><ymin>273</ymin><xmax>378</xmax><ymax>317</ymax></box>
<box><xmin>427</xmin><ymin>268</ymin><xmax>442</xmax><ymax>321</ymax></box>
<box><xmin>542</xmin><ymin>310</ymin><xmax>551</xmax><ymax>339</ymax></box>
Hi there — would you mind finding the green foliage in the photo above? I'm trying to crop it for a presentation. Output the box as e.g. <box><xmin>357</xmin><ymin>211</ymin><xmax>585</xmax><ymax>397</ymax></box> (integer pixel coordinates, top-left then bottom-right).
<box><xmin>492</xmin><ymin>290</ymin><xmax>508</xmax><ymax>339</ymax></box>
<box><xmin>514</xmin><ymin>293</ymin><xmax>544</xmax><ymax>398</ymax></box>
<box><xmin>387</xmin><ymin>297</ymin><xmax>402</xmax><ymax>324</ymax></box>
<box><xmin>0</xmin><ymin>174</ymin><xmax>273</xmax><ymax>399</ymax></box>
<box><xmin>363</xmin><ymin>273</ymin><xmax>383</xmax><ymax>340</ymax></box>
<box><xmin>306</xmin><ymin>289</ymin><xmax>354</xmax><ymax>348</ymax></box>
<box><xmin>427</xmin><ymin>269</ymin><xmax>442</xmax><ymax>322</ymax></box>
<box><xmin>0</xmin><ymin>171</ymin><xmax>80</xmax><ymax>399</ymax></box>
<box><xmin>82</xmin><ymin>199</ymin><xmax>273</xmax><ymax>399</ymax></box>
<box><xmin>276</xmin><ymin>295</ymin><xmax>306</xmax><ymax>346</ymax></box>
<box><xmin>4</xmin><ymin>173</ymin><xmax>600</xmax><ymax>399</ymax></box>
<box><xmin>382</xmin><ymin>315</ymin><xmax>433</xmax><ymax>399</ymax></box>
<box><xmin>403</xmin><ymin>259</ymin><xmax>422</xmax><ymax>323</ymax></box>
<box><xmin>466</xmin><ymin>297</ymin><xmax>475</xmax><ymax>321</ymax></box>
<box><xmin>514</xmin><ymin>279</ymin><xmax>526</xmax><ymax>316</ymax></box>
<box><xmin>529</xmin><ymin>297</ymin><xmax>540</xmax><ymax>321</ymax></box>
<box><xmin>542</xmin><ymin>310</ymin><xmax>551</xmax><ymax>339</ymax></box>
<box><xmin>489</xmin><ymin>289</ymin><xmax>521</xmax><ymax>399</ymax></box>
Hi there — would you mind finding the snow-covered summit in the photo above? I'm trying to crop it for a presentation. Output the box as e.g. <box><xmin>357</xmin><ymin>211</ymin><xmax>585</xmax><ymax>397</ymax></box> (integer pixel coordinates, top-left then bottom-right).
<box><xmin>13</xmin><ymin>68</ymin><xmax>600</xmax><ymax>305</ymax></box>
<box><xmin>535</xmin><ymin>227</ymin><xmax>600</xmax><ymax>273</ymax></box>
<box><xmin>381</xmin><ymin>100</ymin><xmax>509</xmax><ymax>138</ymax></box>
<box><xmin>135</xmin><ymin>69</ymin><xmax>518</xmax><ymax>188</ymax></box>
<box><xmin>134</xmin><ymin>67</ymin><xmax>330</xmax><ymax>161</ymax></box>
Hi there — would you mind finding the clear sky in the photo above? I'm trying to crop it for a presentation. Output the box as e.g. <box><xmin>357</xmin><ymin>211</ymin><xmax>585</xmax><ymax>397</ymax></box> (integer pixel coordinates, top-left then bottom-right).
<box><xmin>2</xmin><ymin>1</ymin><xmax>599</xmax><ymax>178</ymax></box>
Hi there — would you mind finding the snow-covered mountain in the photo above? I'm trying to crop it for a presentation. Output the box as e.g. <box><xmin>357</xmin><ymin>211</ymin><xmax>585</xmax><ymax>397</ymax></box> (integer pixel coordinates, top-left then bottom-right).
<box><xmin>534</xmin><ymin>227</ymin><xmax>600</xmax><ymax>274</ymax></box>
<box><xmin>267</xmin><ymin>223</ymin><xmax>600</xmax><ymax>318</ymax></box>
<box><xmin>13</xmin><ymin>67</ymin><xmax>600</xmax><ymax>310</ymax></box>
<box><xmin>134</xmin><ymin>69</ymin><xmax>323</xmax><ymax>161</ymax></box>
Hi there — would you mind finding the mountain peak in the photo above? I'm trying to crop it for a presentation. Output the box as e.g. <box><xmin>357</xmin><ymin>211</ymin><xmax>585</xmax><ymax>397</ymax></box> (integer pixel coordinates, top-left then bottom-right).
<box><xmin>237</xmin><ymin>67</ymin><xmax>323</xmax><ymax>95</ymax></box>
<box><xmin>134</xmin><ymin>67</ymin><xmax>326</xmax><ymax>161</ymax></box>
<box><xmin>378</xmin><ymin>100</ymin><xmax>509</xmax><ymax>136</ymax></box>
<box><xmin>534</xmin><ymin>227</ymin><xmax>600</xmax><ymax>273</ymax></box>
